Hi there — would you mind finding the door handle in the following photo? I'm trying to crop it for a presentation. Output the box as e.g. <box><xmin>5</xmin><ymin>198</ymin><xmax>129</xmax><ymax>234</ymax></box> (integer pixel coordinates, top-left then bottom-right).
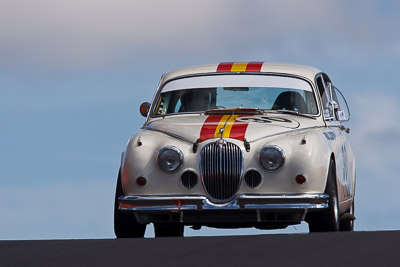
<box><xmin>339</xmin><ymin>125</ymin><xmax>350</xmax><ymax>133</ymax></box>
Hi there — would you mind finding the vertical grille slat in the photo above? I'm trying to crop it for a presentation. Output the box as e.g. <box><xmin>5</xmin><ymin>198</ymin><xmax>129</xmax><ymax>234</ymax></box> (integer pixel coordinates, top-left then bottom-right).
<box><xmin>200</xmin><ymin>141</ymin><xmax>243</xmax><ymax>202</ymax></box>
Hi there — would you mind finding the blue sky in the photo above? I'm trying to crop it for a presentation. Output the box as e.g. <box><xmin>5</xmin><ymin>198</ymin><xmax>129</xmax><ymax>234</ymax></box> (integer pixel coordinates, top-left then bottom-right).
<box><xmin>1</xmin><ymin>0</ymin><xmax>400</xmax><ymax>239</ymax></box>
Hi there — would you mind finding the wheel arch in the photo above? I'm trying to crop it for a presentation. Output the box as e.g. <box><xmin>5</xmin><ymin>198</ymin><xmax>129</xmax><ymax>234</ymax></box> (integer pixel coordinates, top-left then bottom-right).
<box><xmin>323</xmin><ymin>152</ymin><xmax>337</xmax><ymax>192</ymax></box>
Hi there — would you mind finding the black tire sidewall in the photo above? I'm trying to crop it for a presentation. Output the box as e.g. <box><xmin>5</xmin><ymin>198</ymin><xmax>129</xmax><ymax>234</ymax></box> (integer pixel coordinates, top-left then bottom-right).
<box><xmin>325</xmin><ymin>163</ymin><xmax>340</xmax><ymax>231</ymax></box>
<box><xmin>308</xmin><ymin>159</ymin><xmax>339</xmax><ymax>232</ymax></box>
<box><xmin>114</xmin><ymin>169</ymin><xmax>146</xmax><ymax>238</ymax></box>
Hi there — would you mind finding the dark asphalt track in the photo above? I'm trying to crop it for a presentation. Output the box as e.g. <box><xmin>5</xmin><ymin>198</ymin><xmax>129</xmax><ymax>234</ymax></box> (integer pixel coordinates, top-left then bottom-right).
<box><xmin>1</xmin><ymin>231</ymin><xmax>400</xmax><ymax>266</ymax></box>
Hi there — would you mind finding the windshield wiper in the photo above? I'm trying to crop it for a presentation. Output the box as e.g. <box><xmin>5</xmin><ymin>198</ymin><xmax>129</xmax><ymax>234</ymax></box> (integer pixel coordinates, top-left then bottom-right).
<box><xmin>204</xmin><ymin>107</ymin><xmax>263</xmax><ymax>115</ymax></box>
<box><xmin>270</xmin><ymin>109</ymin><xmax>316</xmax><ymax>119</ymax></box>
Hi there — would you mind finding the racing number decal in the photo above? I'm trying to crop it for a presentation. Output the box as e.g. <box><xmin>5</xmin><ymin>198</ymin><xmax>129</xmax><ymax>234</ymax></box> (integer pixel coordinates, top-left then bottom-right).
<box><xmin>237</xmin><ymin>116</ymin><xmax>299</xmax><ymax>129</ymax></box>
<box><xmin>323</xmin><ymin>132</ymin><xmax>336</xmax><ymax>140</ymax></box>
<box><xmin>237</xmin><ymin>116</ymin><xmax>293</xmax><ymax>124</ymax></box>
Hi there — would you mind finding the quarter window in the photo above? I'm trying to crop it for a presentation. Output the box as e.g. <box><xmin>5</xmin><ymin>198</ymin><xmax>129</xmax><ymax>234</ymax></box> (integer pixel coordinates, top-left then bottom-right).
<box><xmin>332</xmin><ymin>86</ymin><xmax>350</xmax><ymax>121</ymax></box>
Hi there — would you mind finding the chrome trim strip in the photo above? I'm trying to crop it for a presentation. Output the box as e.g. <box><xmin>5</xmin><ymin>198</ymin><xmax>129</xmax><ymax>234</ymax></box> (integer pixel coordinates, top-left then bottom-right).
<box><xmin>122</xmin><ymin>205</ymin><xmax>199</xmax><ymax>211</ymax></box>
<box><xmin>244</xmin><ymin>203</ymin><xmax>328</xmax><ymax>209</ymax></box>
<box><xmin>119</xmin><ymin>195</ymin><xmax>206</xmax><ymax>201</ymax></box>
<box><xmin>237</xmin><ymin>193</ymin><xmax>329</xmax><ymax>200</ymax></box>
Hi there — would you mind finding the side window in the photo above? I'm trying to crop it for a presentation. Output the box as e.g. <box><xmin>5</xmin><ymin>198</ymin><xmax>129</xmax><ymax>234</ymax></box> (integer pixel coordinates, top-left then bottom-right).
<box><xmin>316</xmin><ymin>75</ymin><xmax>334</xmax><ymax>118</ymax></box>
<box><xmin>333</xmin><ymin>86</ymin><xmax>350</xmax><ymax>121</ymax></box>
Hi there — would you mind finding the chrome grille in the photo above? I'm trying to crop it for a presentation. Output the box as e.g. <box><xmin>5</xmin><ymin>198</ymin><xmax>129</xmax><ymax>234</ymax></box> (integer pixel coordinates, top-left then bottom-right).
<box><xmin>200</xmin><ymin>141</ymin><xmax>243</xmax><ymax>202</ymax></box>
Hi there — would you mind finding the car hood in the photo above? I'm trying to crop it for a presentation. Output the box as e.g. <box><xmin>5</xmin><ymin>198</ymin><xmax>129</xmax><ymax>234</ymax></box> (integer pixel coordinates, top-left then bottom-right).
<box><xmin>144</xmin><ymin>114</ymin><xmax>323</xmax><ymax>144</ymax></box>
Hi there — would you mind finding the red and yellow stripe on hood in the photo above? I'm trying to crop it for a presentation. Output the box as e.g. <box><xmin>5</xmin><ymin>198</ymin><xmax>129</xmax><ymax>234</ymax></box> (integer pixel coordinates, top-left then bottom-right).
<box><xmin>217</xmin><ymin>62</ymin><xmax>264</xmax><ymax>72</ymax></box>
<box><xmin>199</xmin><ymin>115</ymin><xmax>250</xmax><ymax>142</ymax></box>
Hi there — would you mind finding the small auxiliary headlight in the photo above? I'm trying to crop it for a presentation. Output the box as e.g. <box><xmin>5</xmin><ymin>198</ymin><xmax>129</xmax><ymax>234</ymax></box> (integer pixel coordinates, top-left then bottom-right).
<box><xmin>157</xmin><ymin>146</ymin><xmax>183</xmax><ymax>172</ymax></box>
<box><xmin>259</xmin><ymin>145</ymin><xmax>285</xmax><ymax>172</ymax></box>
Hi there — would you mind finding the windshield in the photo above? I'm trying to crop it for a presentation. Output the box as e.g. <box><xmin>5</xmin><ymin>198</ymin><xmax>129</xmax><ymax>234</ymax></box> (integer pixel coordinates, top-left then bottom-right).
<box><xmin>154</xmin><ymin>75</ymin><xmax>318</xmax><ymax>115</ymax></box>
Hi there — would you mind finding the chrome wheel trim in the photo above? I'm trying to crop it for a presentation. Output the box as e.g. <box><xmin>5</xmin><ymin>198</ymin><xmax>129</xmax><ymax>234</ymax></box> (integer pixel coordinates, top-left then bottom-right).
<box><xmin>333</xmin><ymin>193</ymin><xmax>339</xmax><ymax>230</ymax></box>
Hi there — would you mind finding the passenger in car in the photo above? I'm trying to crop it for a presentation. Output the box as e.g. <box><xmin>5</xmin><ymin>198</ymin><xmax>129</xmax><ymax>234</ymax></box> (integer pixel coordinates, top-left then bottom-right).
<box><xmin>272</xmin><ymin>91</ymin><xmax>308</xmax><ymax>113</ymax></box>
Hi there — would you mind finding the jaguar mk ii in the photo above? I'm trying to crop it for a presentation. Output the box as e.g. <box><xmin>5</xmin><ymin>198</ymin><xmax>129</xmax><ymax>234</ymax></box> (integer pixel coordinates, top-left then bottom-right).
<box><xmin>114</xmin><ymin>62</ymin><xmax>356</xmax><ymax>237</ymax></box>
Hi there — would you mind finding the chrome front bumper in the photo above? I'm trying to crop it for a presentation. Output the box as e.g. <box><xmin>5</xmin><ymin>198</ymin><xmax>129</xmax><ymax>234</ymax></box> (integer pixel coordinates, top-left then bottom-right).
<box><xmin>119</xmin><ymin>193</ymin><xmax>329</xmax><ymax>211</ymax></box>
<box><xmin>119</xmin><ymin>194</ymin><xmax>328</xmax><ymax>226</ymax></box>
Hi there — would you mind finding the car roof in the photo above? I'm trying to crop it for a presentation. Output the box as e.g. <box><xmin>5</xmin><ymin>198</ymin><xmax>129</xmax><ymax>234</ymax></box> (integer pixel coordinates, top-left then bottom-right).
<box><xmin>162</xmin><ymin>62</ymin><xmax>322</xmax><ymax>84</ymax></box>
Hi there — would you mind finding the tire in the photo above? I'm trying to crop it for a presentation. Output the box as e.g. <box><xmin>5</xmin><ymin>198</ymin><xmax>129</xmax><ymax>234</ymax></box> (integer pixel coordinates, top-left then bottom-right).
<box><xmin>154</xmin><ymin>223</ymin><xmax>184</xmax><ymax>237</ymax></box>
<box><xmin>308</xmin><ymin>159</ymin><xmax>340</xmax><ymax>232</ymax></box>
<box><xmin>340</xmin><ymin>200</ymin><xmax>355</xmax><ymax>231</ymax></box>
<box><xmin>114</xmin><ymin>169</ymin><xmax>146</xmax><ymax>238</ymax></box>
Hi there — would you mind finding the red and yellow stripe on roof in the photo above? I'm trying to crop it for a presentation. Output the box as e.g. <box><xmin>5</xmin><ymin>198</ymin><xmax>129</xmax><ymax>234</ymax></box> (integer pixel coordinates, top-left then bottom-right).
<box><xmin>217</xmin><ymin>62</ymin><xmax>264</xmax><ymax>72</ymax></box>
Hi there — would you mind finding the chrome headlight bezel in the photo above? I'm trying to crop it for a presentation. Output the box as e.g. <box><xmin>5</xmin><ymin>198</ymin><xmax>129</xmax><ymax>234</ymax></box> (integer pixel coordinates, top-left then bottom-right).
<box><xmin>157</xmin><ymin>146</ymin><xmax>184</xmax><ymax>173</ymax></box>
<box><xmin>258</xmin><ymin>145</ymin><xmax>285</xmax><ymax>172</ymax></box>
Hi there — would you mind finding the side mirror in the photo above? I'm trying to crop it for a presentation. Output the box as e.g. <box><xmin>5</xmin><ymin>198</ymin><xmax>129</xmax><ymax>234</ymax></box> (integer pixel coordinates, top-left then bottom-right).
<box><xmin>139</xmin><ymin>102</ymin><xmax>151</xmax><ymax>117</ymax></box>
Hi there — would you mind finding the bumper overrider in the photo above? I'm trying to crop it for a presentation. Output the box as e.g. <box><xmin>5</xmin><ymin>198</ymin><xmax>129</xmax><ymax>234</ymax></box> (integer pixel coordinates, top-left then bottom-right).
<box><xmin>118</xmin><ymin>193</ymin><xmax>329</xmax><ymax>227</ymax></box>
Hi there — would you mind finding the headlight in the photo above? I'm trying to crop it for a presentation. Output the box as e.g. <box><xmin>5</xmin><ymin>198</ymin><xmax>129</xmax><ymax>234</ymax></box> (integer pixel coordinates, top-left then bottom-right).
<box><xmin>157</xmin><ymin>146</ymin><xmax>183</xmax><ymax>172</ymax></box>
<box><xmin>259</xmin><ymin>145</ymin><xmax>285</xmax><ymax>171</ymax></box>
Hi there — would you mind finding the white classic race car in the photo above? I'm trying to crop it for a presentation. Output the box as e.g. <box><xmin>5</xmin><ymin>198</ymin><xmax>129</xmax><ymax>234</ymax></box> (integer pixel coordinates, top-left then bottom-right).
<box><xmin>114</xmin><ymin>62</ymin><xmax>356</xmax><ymax>238</ymax></box>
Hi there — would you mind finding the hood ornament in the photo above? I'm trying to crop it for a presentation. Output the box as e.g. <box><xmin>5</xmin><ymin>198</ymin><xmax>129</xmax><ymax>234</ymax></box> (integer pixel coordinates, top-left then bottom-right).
<box><xmin>219</xmin><ymin>127</ymin><xmax>225</xmax><ymax>138</ymax></box>
<box><xmin>216</xmin><ymin>128</ymin><xmax>226</xmax><ymax>147</ymax></box>
<box><xmin>216</xmin><ymin>128</ymin><xmax>226</xmax><ymax>146</ymax></box>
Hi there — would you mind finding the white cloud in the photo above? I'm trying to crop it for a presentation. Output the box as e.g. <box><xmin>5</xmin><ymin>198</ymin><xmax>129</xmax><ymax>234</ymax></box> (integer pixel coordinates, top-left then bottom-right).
<box><xmin>1</xmin><ymin>0</ymin><xmax>399</xmax><ymax>71</ymax></box>
<box><xmin>0</xmin><ymin>0</ymin><xmax>233</xmax><ymax>69</ymax></box>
